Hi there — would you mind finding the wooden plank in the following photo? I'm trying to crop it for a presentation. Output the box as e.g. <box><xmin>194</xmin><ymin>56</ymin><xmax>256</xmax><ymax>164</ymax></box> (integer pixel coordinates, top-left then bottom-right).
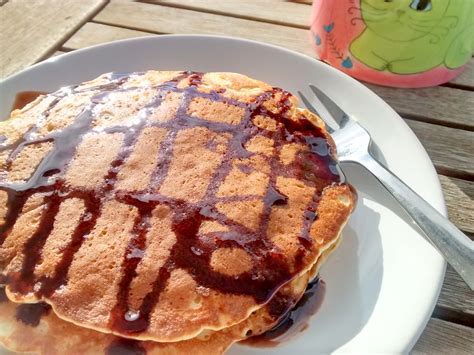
<box><xmin>62</xmin><ymin>22</ymin><xmax>153</xmax><ymax>51</ymax></box>
<box><xmin>413</xmin><ymin>318</ymin><xmax>474</xmax><ymax>354</ymax></box>
<box><xmin>405</xmin><ymin>120</ymin><xmax>474</xmax><ymax>178</ymax></box>
<box><xmin>144</xmin><ymin>0</ymin><xmax>309</xmax><ymax>28</ymax></box>
<box><xmin>94</xmin><ymin>1</ymin><xmax>314</xmax><ymax>57</ymax></box>
<box><xmin>450</xmin><ymin>59</ymin><xmax>474</xmax><ymax>88</ymax></box>
<box><xmin>438</xmin><ymin>265</ymin><xmax>474</xmax><ymax>316</ymax></box>
<box><xmin>367</xmin><ymin>84</ymin><xmax>474</xmax><ymax>130</ymax></box>
<box><xmin>439</xmin><ymin>175</ymin><xmax>474</xmax><ymax>234</ymax></box>
<box><xmin>0</xmin><ymin>0</ymin><xmax>106</xmax><ymax>79</ymax></box>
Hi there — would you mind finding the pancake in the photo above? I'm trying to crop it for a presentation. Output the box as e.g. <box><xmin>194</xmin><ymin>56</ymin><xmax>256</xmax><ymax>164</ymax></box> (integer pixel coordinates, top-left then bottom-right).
<box><xmin>0</xmin><ymin>272</ymin><xmax>310</xmax><ymax>354</ymax></box>
<box><xmin>0</xmin><ymin>71</ymin><xmax>355</xmax><ymax>342</ymax></box>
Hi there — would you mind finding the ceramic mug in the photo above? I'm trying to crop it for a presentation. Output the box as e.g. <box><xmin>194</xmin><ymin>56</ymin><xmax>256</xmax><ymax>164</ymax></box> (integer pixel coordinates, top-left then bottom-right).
<box><xmin>310</xmin><ymin>0</ymin><xmax>474</xmax><ymax>88</ymax></box>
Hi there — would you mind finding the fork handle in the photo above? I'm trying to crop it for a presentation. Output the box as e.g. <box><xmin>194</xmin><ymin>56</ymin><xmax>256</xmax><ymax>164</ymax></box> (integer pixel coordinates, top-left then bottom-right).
<box><xmin>356</xmin><ymin>153</ymin><xmax>474</xmax><ymax>290</ymax></box>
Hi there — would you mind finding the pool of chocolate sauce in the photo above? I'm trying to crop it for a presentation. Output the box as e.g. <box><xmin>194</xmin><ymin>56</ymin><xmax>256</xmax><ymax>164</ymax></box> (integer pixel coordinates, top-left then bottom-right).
<box><xmin>242</xmin><ymin>277</ymin><xmax>326</xmax><ymax>348</ymax></box>
<box><xmin>105</xmin><ymin>338</ymin><xmax>146</xmax><ymax>355</ymax></box>
<box><xmin>1</xmin><ymin>73</ymin><xmax>341</xmax><ymax>352</ymax></box>
<box><xmin>0</xmin><ymin>287</ymin><xmax>8</xmax><ymax>303</ymax></box>
<box><xmin>15</xmin><ymin>302</ymin><xmax>52</xmax><ymax>327</ymax></box>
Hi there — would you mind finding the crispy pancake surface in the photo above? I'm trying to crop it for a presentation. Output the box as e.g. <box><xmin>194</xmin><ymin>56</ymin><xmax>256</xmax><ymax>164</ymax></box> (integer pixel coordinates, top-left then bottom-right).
<box><xmin>0</xmin><ymin>71</ymin><xmax>355</xmax><ymax>342</ymax></box>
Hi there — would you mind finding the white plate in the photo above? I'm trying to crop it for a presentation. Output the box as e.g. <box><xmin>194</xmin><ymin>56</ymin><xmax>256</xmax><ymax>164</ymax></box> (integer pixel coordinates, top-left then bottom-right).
<box><xmin>0</xmin><ymin>35</ymin><xmax>446</xmax><ymax>354</ymax></box>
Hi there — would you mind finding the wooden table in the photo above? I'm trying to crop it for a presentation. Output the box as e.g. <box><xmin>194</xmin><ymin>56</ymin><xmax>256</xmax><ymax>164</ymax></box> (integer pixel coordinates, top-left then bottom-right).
<box><xmin>1</xmin><ymin>0</ymin><xmax>473</xmax><ymax>353</ymax></box>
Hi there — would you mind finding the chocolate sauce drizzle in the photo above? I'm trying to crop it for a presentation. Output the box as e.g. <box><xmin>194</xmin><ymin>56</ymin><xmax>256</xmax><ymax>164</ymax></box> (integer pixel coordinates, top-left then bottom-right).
<box><xmin>243</xmin><ymin>277</ymin><xmax>326</xmax><ymax>347</ymax></box>
<box><xmin>0</xmin><ymin>71</ymin><xmax>340</xmax><ymax>337</ymax></box>
<box><xmin>0</xmin><ymin>286</ymin><xmax>52</xmax><ymax>328</ymax></box>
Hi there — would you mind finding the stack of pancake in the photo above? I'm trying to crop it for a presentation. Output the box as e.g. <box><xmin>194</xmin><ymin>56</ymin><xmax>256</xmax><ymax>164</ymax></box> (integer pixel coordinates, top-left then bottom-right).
<box><xmin>0</xmin><ymin>71</ymin><xmax>355</xmax><ymax>354</ymax></box>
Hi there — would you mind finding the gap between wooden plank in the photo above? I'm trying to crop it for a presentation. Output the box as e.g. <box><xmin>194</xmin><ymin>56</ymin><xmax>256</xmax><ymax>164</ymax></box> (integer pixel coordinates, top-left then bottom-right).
<box><xmin>35</xmin><ymin>0</ymin><xmax>110</xmax><ymax>63</ymax></box>
<box><xmin>433</xmin><ymin>306</ymin><xmax>474</xmax><ymax>328</ymax></box>
<box><xmin>368</xmin><ymin>84</ymin><xmax>474</xmax><ymax>131</ymax></box>
<box><xmin>437</xmin><ymin>265</ymin><xmax>474</xmax><ymax>320</ymax></box>
<box><xmin>413</xmin><ymin>318</ymin><xmax>474</xmax><ymax>354</ymax></box>
<box><xmin>402</xmin><ymin>112</ymin><xmax>474</xmax><ymax>132</ymax></box>
<box><xmin>439</xmin><ymin>175</ymin><xmax>474</xmax><ymax>234</ymax></box>
<box><xmin>445</xmin><ymin>59</ymin><xmax>474</xmax><ymax>90</ymax></box>
<box><xmin>52</xmin><ymin>51</ymin><xmax>67</xmax><ymax>57</ymax></box>
<box><xmin>287</xmin><ymin>0</ymin><xmax>312</xmax><ymax>5</ymax></box>
<box><xmin>62</xmin><ymin>22</ymin><xmax>155</xmax><ymax>51</ymax></box>
<box><xmin>443</xmin><ymin>82</ymin><xmax>474</xmax><ymax>92</ymax></box>
<box><xmin>139</xmin><ymin>0</ymin><xmax>309</xmax><ymax>29</ymax></box>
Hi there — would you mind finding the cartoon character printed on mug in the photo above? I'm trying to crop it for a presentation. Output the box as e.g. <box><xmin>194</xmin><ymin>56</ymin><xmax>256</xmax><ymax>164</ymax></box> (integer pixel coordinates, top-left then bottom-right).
<box><xmin>349</xmin><ymin>0</ymin><xmax>474</xmax><ymax>74</ymax></box>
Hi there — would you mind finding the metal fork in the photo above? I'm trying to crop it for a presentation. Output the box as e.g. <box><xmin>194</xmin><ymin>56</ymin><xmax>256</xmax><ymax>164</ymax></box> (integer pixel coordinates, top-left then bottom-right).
<box><xmin>299</xmin><ymin>85</ymin><xmax>474</xmax><ymax>290</ymax></box>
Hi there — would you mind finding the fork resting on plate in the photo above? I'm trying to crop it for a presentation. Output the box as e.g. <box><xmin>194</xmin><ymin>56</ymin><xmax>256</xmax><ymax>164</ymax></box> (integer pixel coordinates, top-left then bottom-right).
<box><xmin>299</xmin><ymin>85</ymin><xmax>474</xmax><ymax>290</ymax></box>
